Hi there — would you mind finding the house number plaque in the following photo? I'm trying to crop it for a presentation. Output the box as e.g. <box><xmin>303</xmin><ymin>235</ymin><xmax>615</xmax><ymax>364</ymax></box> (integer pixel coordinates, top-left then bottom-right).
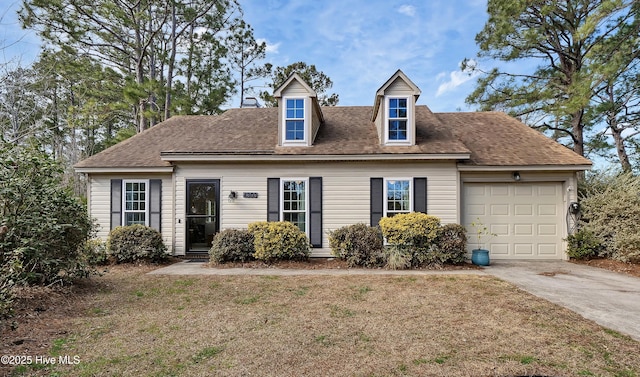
<box><xmin>243</xmin><ymin>192</ymin><xmax>259</xmax><ymax>199</ymax></box>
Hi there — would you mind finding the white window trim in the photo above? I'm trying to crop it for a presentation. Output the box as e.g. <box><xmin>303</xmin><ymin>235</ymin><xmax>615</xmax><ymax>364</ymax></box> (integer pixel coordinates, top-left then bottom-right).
<box><xmin>282</xmin><ymin>97</ymin><xmax>308</xmax><ymax>145</ymax></box>
<box><xmin>383</xmin><ymin>96</ymin><xmax>412</xmax><ymax>145</ymax></box>
<box><xmin>383</xmin><ymin>178</ymin><xmax>413</xmax><ymax>218</ymax></box>
<box><xmin>280</xmin><ymin>177</ymin><xmax>309</xmax><ymax>235</ymax></box>
<box><xmin>122</xmin><ymin>179</ymin><xmax>150</xmax><ymax>226</ymax></box>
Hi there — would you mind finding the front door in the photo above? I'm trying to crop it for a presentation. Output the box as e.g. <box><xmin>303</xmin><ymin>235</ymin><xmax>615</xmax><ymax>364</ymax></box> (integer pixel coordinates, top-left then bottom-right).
<box><xmin>186</xmin><ymin>180</ymin><xmax>220</xmax><ymax>252</ymax></box>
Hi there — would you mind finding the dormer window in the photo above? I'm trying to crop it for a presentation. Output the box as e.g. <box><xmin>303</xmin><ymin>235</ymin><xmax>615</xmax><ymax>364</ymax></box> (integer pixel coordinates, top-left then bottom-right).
<box><xmin>388</xmin><ymin>97</ymin><xmax>408</xmax><ymax>141</ymax></box>
<box><xmin>285</xmin><ymin>98</ymin><xmax>305</xmax><ymax>141</ymax></box>
<box><xmin>372</xmin><ymin>70</ymin><xmax>420</xmax><ymax>146</ymax></box>
<box><xmin>274</xmin><ymin>73</ymin><xmax>324</xmax><ymax>147</ymax></box>
<box><xmin>384</xmin><ymin>96</ymin><xmax>412</xmax><ymax>144</ymax></box>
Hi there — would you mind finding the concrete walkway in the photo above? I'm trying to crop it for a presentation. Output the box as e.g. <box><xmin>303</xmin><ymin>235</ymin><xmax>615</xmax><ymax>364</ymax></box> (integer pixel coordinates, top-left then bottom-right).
<box><xmin>149</xmin><ymin>260</ymin><xmax>640</xmax><ymax>342</ymax></box>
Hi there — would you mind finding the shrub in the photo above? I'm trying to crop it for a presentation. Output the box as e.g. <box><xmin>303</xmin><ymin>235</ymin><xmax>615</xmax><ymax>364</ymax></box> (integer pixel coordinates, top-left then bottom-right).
<box><xmin>426</xmin><ymin>224</ymin><xmax>468</xmax><ymax>266</ymax></box>
<box><xmin>579</xmin><ymin>172</ymin><xmax>640</xmax><ymax>262</ymax></box>
<box><xmin>379</xmin><ymin>213</ymin><xmax>441</xmax><ymax>246</ymax></box>
<box><xmin>209</xmin><ymin>229</ymin><xmax>255</xmax><ymax>264</ymax></box>
<box><xmin>566</xmin><ymin>229</ymin><xmax>602</xmax><ymax>260</ymax></box>
<box><xmin>0</xmin><ymin>144</ymin><xmax>95</xmax><ymax>286</ymax></box>
<box><xmin>329</xmin><ymin>224</ymin><xmax>385</xmax><ymax>268</ymax></box>
<box><xmin>82</xmin><ymin>239</ymin><xmax>109</xmax><ymax>265</ymax></box>
<box><xmin>613</xmin><ymin>233</ymin><xmax>640</xmax><ymax>263</ymax></box>
<box><xmin>379</xmin><ymin>213</ymin><xmax>443</xmax><ymax>268</ymax></box>
<box><xmin>107</xmin><ymin>225</ymin><xmax>167</xmax><ymax>263</ymax></box>
<box><xmin>248</xmin><ymin>221</ymin><xmax>311</xmax><ymax>262</ymax></box>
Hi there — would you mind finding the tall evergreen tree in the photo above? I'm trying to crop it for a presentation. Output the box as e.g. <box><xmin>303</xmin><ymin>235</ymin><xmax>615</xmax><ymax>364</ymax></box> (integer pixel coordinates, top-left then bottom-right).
<box><xmin>465</xmin><ymin>0</ymin><xmax>640</xmax><ymax>159</ymax></box>
<box><xmin>226</xmin><ymin>20</ymin><xmax>268</xmax><ymax>107</ymax></box>
<box><xmin>19</xmin><ymin>0</ymin><xmax>245</xmax><ymax>131</ymax></box>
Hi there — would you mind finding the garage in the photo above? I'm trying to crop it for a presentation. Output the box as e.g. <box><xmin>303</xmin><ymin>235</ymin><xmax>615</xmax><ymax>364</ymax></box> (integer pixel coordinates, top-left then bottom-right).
<box><xmin>462</xmin><ymin>182</ymin><xmax>566</xmax><ymax>260</ymax></box>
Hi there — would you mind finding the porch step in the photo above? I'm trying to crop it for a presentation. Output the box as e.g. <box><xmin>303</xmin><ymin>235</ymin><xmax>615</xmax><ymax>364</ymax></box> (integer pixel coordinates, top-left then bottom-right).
<box><xmin>180</xmin><ymin>252</ymin><xmax>210</xmax><ymax>262</ymax></box>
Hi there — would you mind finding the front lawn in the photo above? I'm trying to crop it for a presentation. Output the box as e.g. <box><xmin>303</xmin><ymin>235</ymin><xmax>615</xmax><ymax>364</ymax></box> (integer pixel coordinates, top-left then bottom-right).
<box><xmin>3</xmin><ymin>265</ymin><xmax>639</xmax><ymax>376</ymax></box>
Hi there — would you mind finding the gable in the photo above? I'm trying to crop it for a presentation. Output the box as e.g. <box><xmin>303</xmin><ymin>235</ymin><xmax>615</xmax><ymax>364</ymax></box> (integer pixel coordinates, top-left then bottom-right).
<box><xmin>384</xmin><ymin>76</ymin><xmax>419</xmax><ymax>96</ymax></box>
<box><xmin>273</xmin><ymin>73</ymin><xmax>316</xmax><ymax>98</ymax></box>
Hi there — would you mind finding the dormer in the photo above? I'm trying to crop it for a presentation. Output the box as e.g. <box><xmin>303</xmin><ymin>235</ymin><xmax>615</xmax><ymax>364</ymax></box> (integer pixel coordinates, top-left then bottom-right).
<box><xmin>274</xmin><ymin>73</ymin><xmax>324</xmax><ymax>147</ymax></box>
<box><xmin>371</xmin><ymin>70</ymin><xmax>421</xmax><ymax>146</ymax></box>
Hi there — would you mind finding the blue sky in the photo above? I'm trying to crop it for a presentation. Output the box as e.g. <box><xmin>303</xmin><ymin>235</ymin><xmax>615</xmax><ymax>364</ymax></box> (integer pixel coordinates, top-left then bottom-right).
<box><xmin>240</xmin><ymin>0</ymin><xmax>488</xmax><ymax>111</ymax></box>
<box><xmin>1</xmin><ymin>0</ymin><xmax>489</xmax><ymax>112</ymax></box>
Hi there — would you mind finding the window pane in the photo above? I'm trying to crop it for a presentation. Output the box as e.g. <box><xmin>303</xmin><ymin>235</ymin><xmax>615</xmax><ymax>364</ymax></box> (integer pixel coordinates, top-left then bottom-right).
<box><xmin>125</xmin><ymin>212</ymin><xmax>145</xmax><ymax>226</ymax></box>
<box><xmin>285</xmin><ymin>120</ymin><xmax>305</xmax><ymax>140</ymax></box>
<box><xmin>286</xmin><ymin>99</ymin><xmax>304</xmax><ymax>119</ymax></box>
<box><xmin>386</xmin><ymin>179</ymin><xmax>410</xmax><ymax>216</ymax></box>
<box><xmin>282</xmin><ymin>180</ymin><xmax>306</xmax><ymax>232</ymax></box>
<box><xmin>389</xmin><ymin>120</ymin><xmax>407</xmax><ymax>140</ymax></box>
<box><xmin>124</xmin><ymin>181</ymin><xmax>148</xmax><ymax>226</ymax></box>
<box><xmin>283</xmin><ymin>212</ymin><xmax>306</xmax><ymax>232</ymax></box>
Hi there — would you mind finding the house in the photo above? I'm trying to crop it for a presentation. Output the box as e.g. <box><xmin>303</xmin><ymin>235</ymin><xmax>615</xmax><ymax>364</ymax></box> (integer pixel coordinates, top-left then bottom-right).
<box><xmin>74</xmin><ymin>70</ymin><xmax>591</xmax><ymax>260</ymax></box>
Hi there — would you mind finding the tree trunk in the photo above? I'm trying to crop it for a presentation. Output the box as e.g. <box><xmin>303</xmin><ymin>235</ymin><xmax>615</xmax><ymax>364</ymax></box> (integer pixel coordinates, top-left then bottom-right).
<box><xmin>610</xmin><ymin>123</ymin><xmax>633</xmax><ymax>173</ymax></box>
<box><xmin>165</xmin><ymin>2</ymin><xmax>177</xmax><ymax>120</ymax></box>
<box><xmin>571</xmin><ymin>109</ymin><xmax>585</xmax><ymax>157</ymax></box>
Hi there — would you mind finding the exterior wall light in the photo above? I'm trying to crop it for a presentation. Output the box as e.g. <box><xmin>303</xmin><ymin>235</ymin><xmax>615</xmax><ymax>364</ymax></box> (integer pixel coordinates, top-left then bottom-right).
<box><xmin>513</xmin><ymin>172</ymin><xmax>521</xmax><ymax>181</ymax></box>
<box><xmin>228</xmin><ymin>191</ymin><xmax>237</xmax><ymax>202</ymax></box>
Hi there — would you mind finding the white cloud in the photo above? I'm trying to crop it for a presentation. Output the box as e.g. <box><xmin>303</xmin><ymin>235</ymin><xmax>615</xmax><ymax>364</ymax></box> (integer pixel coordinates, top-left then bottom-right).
<box><xmin>398</xmin><ymin>4</ymin><xmax>417</xmax><ymax>17</ymax></box>
<box><xmin>257</xmin><ymin>39</ymin><xmax>280</xmax><ymax>54</ymax></box>
<box><xmin>436</xmin><ymin>70</ymin><xmax>478</xmax><ymax>97</ymax></box>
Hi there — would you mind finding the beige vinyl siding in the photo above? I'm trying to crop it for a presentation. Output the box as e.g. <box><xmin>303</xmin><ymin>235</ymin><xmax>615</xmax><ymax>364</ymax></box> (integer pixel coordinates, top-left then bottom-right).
<box><xmin>88</xmin><ymin>174</ymin><xmax>174</xmax><ymax>253</ymax></box>
<box><xmin>174</xmin><ymin>161</ymin><xmax>458</xmax><ymax>256</ymax></box>
<box><xmin>88</xmin><ymin>176</ymin><xmax>111</xmax><ymax>240</ymax></box>
<box><xmin>283</xmin><ymin>80</ymin><xmax>311</xmax><ymax>96</ymax></box>
<box><xmin>385</xmin><ymin>77</ymin><xmax>414</xmax><ymax>96</ymax></box>
<box><xmin>311</xmin><ymin>104</ymin><xmax>322</xmax><ymax>142</ymax></box>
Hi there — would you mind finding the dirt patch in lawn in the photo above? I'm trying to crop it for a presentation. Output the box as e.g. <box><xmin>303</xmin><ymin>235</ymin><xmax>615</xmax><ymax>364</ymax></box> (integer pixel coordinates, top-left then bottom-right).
<box><xmin>572</xmin><ymin>259</ymin><xmax>640</xmax><ymax>278</ymax></box>
<box><xmin>3</xmin><ymin>264</ymin><xmax>639</xmax><ymax>377</ymax></box>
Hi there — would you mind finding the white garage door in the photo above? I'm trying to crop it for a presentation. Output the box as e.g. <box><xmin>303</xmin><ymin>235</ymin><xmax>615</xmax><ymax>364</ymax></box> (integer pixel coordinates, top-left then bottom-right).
<box><xmin>463</xmin><ymin>182</ymin><xmax>565</xmax><ymax>260</ymax></box>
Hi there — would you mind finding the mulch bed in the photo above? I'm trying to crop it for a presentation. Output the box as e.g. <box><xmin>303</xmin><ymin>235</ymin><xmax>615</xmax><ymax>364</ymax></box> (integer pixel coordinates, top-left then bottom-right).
<box><xmin>207</xmin><ymin>258</ymin><xmax>482</xmax><ymax>270</ymax></box>
<box><xmin>572</xmin><ymin>258</ymin><xmax>640</xmax><ymax>278</ymax></box>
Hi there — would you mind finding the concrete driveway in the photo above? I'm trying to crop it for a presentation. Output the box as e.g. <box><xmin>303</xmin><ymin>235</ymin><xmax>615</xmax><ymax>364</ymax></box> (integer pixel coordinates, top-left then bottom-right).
<box><xmin>150</xmin><ymin>260</ymin><xmax>640</xmax><ymax>342</ymax></box>
<box><xmin>484</xmin><ymin>261</ymin><xmax>640</xmax><ymax>342</ymax></box>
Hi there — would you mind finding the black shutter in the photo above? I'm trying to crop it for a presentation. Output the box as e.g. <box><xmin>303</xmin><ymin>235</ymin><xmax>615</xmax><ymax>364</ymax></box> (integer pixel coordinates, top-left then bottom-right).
<box><xmin>110</xmin><ymin>179</ymin><xmax>122</xmax><ymax>230</ymax></box>
<box><xmin>309</xmin><ymin>177</ymin><xmax>322</xmax><ymax>248</ymax></box>
<box><xmin>267</xmin><ymin>178</ymin><xmax>280</xmax><ymax>221</ymax></box>
<box><xmin>370</xmin><ymin>178</ymin><xmax>383</xmax><ymax>226</ymax></box>
<box><xmin>413</xmin><ymin>177</ymin><xmax>427</xmax><ymax>213</ymax></box>
<box><xmin>149</xmin><ymin>179</ymin><xmax>162</xmax><ymax>231</ymax></box>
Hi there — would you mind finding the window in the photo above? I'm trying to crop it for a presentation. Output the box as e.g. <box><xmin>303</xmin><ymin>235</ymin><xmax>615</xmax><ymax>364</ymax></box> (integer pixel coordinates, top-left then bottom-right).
<box><xmin>285</xmin><ymin>98</ymin><xmax>305</xmax><ymax>141</ymax></box>
<box><xmin>281</xmin><ymin>179</ymin><xmax>307</xmax><ymax>232</ymax></box>
<box><xmin>385</xmin><ymin>179</ymin><xmax>411</xmax><ymax>217</ymax></box>
<box><xmin>123</xmin><ymin>180</ymin><xmax>148</xmax><ymax>226</ymax></box>
<box><xmin>387</xmin><ymin>97</ymin><xmax>409</xmax><ymax>142</ymax></box>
